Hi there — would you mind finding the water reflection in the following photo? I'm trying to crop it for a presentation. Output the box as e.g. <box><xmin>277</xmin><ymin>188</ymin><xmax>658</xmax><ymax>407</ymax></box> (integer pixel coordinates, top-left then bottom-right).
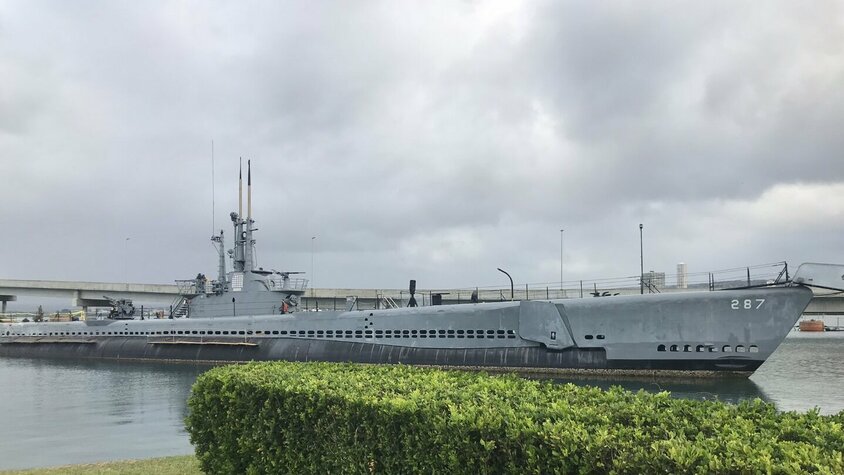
<box><xmin>0</xmin><ymin>358</ymin><xmax>210</xmax><ymax>471</ymax></box>
<box><xmin>751</xmin><ymin>332</ymin><xmax>844</xmax><ymax>414</ymax></box>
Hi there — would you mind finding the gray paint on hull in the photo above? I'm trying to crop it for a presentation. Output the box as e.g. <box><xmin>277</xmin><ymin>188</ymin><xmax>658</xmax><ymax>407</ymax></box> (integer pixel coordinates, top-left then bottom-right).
<box><xmin>558</xmin><ymin>286</ymin><xmax>813</xmax><ymax>362</ymax></box>
<box><xmin>0</xmin><ymin>336</ymin><xmax>761</xmax><ymax>373</ymax></box>
<box><xmin>518</xmin><ymin>300</ymin><xmax>572</xmax><ymax>349</ymax></box>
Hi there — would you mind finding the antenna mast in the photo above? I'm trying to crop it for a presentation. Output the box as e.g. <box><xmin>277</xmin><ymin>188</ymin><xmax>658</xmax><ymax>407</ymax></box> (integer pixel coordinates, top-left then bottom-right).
<box><xmin>244</xmin><ymin>160</ymin><xmax>254</xmax><ymax>271</ymax></box>
<box><xmin>248</xmin><ymin>159</ymin><xmax>252</xmax><ymax>219</ymax></box>
<box><xmin>211</xmin><ymin>140</ymin><xmax>215</xmax><ymax>234</ymax></box>
<box><xmin>238</xmin><ymin>157</ymin><xmax>243</xmax><ymax>218</ymax></box>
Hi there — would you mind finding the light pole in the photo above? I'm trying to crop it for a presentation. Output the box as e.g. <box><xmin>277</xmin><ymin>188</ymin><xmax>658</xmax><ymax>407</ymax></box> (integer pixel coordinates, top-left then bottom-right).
<box><xmin>310</xmin><ymin>236</ymin><xmax>316</xmax><ymax>296</ymax></box>
<box><xmin>124</xmin><ymin>237</ymin><xmax>130</xmax><ymax>280</ymax></box>
<box><xmin>560</xmin><ymin>229</ymin><xmax>564</xmax><ymax>296</ymax></box>
<box><xmin>497</xmin><ymin>268</ymin><xmax>514</xmax><ymax>301</ymax></box>
<box><xmin>639</xmin><ymin>224</ymin><xmax>644</xmax><ymax>295</ymax></box>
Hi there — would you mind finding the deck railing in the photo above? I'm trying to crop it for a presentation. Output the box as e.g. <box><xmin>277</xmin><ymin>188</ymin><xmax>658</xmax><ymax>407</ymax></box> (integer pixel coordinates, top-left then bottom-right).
<box><xmin>300</xmin><ymin>262</ymin><xmax>791</xmax><ymax>310</ymax></box>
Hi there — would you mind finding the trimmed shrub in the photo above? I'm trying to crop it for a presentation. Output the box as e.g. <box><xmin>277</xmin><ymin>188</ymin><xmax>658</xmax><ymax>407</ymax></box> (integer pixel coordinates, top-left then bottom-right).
<box><xmin>186</xmin><ymin>363</ymin><xmax>844</xmax><ymax>474</ymax></box>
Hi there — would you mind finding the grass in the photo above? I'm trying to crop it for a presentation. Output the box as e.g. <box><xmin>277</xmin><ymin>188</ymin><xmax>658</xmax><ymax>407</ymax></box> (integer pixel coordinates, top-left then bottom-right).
<box><xmin>0</xmin><ymin>455</ymin><xmax>201</xmax><ymax>475</ymax></box>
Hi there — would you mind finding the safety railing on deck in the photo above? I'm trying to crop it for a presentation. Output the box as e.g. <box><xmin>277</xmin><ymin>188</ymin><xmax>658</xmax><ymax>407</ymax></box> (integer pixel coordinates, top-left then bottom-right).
<box><xmin>175</xmin><ymin>279</ymin><xmax>200</xmax><ymax>295</ymax></box>
<box><xmin>299</xmin><ymin>262</ymin><xmax>791</xmax><ymax>310</ymax></box>
<box><xmin>267</xmin><ymin>276</ymin><xmax>308</xmax><ymax>291</ymax></box>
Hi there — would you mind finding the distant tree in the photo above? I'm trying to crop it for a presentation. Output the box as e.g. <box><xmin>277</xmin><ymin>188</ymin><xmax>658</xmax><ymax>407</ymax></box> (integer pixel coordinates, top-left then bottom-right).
<box><xmin>34</xmin><ymin>305</ymin><xmax>44</xmax><ymax>322</ymax></box>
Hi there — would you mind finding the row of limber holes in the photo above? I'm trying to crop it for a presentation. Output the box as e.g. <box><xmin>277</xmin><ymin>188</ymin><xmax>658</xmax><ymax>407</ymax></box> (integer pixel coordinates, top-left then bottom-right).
<box><xmin>658</xmin><ymin>344</ymin><xmax>759</xmax><ymax>353</ymax></box>
<box><xmin>4</xmin><ymin>329</ymin><xmax>519</xmax><ymax>339</ymax></box>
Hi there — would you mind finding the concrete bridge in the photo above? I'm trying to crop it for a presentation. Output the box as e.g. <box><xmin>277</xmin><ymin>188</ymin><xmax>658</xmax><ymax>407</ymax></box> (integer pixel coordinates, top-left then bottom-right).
<box><xmin>1</xmin><ymin>278</ymin><xmax>842</xmax><ymax>315</ymax></box>
<box><xmin>0</xmin><ymin>279</ymin><xmax>181</xmax><ymax>312</ymax></box>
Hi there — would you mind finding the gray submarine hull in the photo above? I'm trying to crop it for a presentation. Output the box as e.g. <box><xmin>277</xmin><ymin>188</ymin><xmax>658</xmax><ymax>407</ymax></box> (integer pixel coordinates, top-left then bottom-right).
<box><xmin>0</xmin><ymin>337</ymin><xmax>764</xmax><ymax>374</ymax></box>
<box><xmin>1</xmin><ymin>286</ymin><xmax>812</xmax><ymax>377</ymax></box>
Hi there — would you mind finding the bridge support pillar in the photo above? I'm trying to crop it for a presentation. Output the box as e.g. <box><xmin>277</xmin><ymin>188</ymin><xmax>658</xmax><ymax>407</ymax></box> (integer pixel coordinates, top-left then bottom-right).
<box><xmin>0</xmin><ymin>295</ymin><xmax>16</xmax><ymax>314</ymax></box>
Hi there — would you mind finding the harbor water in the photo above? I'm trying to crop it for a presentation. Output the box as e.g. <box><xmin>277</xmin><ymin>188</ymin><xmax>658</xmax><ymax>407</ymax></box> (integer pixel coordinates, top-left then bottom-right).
<box><xmin>0</xmin><ymin>331</ymin><xmax>841</xmax><ymax>471</ymax></box>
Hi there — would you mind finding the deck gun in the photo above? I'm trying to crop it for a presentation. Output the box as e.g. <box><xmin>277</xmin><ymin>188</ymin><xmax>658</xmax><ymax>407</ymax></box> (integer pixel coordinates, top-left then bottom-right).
<box><xmin>103</xmin><ymin>295</ymin><xmax>136</xmax><ymax>320</ymax></box>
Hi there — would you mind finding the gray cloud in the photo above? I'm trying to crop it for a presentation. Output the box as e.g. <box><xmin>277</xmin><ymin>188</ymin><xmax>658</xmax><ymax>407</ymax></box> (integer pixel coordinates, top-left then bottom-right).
<box><xmin>1</xmin><ymin>1</ymin><xmax>843</xmax><ymax>309</ymax></box>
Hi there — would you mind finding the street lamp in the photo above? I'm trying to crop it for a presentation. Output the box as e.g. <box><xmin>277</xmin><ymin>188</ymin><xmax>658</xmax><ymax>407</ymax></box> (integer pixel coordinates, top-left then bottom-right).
<box><xmin>497</xmin><ymin>268</ymin><xmax>514</xmax><ymax>301</ymax></box>
<box><xmin>639</xmin><ymin>224</ymin><xmax>644</xmax><ymax>295</ymax></box>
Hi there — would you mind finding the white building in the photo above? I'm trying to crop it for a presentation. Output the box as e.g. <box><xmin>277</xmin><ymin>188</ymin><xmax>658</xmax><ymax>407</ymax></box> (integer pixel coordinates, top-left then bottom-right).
<box><xmin>677</xmin><ymin>262</ymin><xmax>688</xmax><ymax>289</ymax></box>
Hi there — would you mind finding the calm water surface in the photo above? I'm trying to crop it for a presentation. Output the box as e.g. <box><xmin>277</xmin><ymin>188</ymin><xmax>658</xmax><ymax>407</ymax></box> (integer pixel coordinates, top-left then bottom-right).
<box><xmin>0</xmin><ymin>360</ymin><xmax>208</xmax><ymax>471</ymax></box>
<box><xmin>0</xmin><ymin>331</ymin><xmax>841</xmax><ymax>470</ymax></box>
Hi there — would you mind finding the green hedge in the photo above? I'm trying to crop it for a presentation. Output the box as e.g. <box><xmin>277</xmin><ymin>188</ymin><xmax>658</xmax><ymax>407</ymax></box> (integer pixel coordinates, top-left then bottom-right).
<box><xmin>186</xmin><ymin>362</ymin><xmax>844</xmax><ymax>474</ymax></box>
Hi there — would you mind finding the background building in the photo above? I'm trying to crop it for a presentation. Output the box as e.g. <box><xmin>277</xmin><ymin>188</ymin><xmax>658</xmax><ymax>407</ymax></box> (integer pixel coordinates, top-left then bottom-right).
<box><xmin>643</xmin><ymin>270</ymin><xmax>666</xmax><ymax>290</ymax></box>
<box><xmin>677</xmin><ymin>262</ymin><xmax>688</xmax><ymax>289</ymax></box>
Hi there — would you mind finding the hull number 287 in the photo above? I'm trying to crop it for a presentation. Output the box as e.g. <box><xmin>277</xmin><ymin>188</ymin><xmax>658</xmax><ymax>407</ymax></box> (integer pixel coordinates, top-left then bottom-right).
<box><xmin>731</xmin><ymin>299</ymin><xmax>765</xmax><ymax>310</ymax></box>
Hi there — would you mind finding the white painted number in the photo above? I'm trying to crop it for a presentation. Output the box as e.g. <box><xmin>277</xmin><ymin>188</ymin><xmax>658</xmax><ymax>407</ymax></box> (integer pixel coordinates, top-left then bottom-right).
<box><xmin>730</xmin><ymin>299</ymin><xmax>765</xmax><ymax>310</ymax></box>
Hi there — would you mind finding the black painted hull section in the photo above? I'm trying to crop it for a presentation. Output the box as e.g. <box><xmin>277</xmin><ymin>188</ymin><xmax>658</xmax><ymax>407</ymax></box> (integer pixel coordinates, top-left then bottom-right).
<box><xmin>0</xmin><ymin>337</ymin><xmax>761</xmax><ymax>374</ymax></box>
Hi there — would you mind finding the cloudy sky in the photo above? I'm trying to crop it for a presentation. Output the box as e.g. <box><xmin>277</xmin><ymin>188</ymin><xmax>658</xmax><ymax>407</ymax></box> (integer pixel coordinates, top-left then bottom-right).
<box><xmin>2</xmin><ymin>1</ymin><xmax>843</xmax><ymax>305</ymax></box>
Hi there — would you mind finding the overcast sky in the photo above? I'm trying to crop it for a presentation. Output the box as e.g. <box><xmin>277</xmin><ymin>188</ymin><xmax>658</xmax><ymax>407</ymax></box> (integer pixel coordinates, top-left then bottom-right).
<box><xmin>2</xmin><ymin>1</ymin><xmax>843</xmax><ymax>307</ymax></box>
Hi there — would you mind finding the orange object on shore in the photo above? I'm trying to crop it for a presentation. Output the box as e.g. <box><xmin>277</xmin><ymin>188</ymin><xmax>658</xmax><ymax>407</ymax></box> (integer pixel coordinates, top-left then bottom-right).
<box><xmin>799</xmin><ymin>320</ymin><xmax>825</xmax><ymax>332</ymax></box>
